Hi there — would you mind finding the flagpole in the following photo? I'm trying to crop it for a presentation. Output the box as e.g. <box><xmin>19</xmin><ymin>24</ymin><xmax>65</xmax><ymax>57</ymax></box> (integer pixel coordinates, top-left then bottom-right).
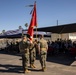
<box><xmin>36</xmin><ymin>26</ymin><xmax>37</xmax><ymax>39</ymax></box>
<box><xmin>26</xmin><ymin>1</ymin><xmax>37</xmax><ymax>41</ymax></box>
<box><xmin>34</xmin><ymin>1</ymin><xmax>37</xmax><ymax>39</ymax></box>
<box><xmin>35</xmin><ymin>1</ymin><xmax>37</xmax><ymax>39</ymax></box>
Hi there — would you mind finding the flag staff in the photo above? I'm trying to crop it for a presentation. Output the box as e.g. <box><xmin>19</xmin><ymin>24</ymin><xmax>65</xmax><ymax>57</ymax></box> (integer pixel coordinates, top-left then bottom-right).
<box><xmin>35</xmin><ymin>1</ymin><xmax>37</xmax><ymax>39</ymax></box>
<box><xmin>26</xmin><ymin>1</ymin><xmax>37</xmax><ymax>42</ymax></box>
<box><xmin>36</xmin><ymin>25</ymin><xmax>37</xmax><ymax>39</ymax></box>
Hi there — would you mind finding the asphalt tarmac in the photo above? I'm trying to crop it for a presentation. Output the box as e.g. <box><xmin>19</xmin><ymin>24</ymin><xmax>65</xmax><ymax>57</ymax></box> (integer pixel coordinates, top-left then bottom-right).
<box><xmin>0</xmin><ymin>51</ymin><xmax>76</xmax><ymax>75</ymax></box>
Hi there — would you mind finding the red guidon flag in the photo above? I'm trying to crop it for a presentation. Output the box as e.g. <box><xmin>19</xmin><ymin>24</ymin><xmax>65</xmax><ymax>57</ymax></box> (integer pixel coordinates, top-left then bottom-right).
<box><xmin>27</xmin><ymin>2</ymin><xmax>37</xmax><ymax>42</ymax></box>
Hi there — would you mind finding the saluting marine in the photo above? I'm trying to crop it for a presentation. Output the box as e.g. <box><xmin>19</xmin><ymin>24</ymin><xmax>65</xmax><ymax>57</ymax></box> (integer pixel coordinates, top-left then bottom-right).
<box><xmin>19</xmin><ymin>35</ymin><xmax>31</xmax><ymax>73</ymax></box>
<box><xmin>38</xmin><ymin>35</ymin><xmax>48</xmax><ymax>71</ymax></box>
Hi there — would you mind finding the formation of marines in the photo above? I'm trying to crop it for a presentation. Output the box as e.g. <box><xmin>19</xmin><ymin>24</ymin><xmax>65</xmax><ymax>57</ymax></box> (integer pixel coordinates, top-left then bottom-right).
<box><xmin>19</xmin><ymin>34</ymin><xmax>48</xmax><ymax>73</ymax></box>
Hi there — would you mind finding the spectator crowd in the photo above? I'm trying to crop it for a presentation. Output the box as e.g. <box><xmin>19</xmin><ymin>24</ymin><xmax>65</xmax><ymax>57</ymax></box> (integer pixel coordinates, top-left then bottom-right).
<box><xmin>0</xmin><ymin>38</ymin><xmax>76</xmax><ymax>56</ymax></box>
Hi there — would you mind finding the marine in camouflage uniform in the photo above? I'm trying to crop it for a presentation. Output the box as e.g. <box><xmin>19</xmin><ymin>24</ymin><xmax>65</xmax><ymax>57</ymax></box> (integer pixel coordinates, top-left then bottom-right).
<box><xmin>19</xmin><ymin>35</ymin><xmax>31</xmax><ymax>73</ymax></box>
<box><xmin>38</xmin><ymin>35</ymin><xmax>48</xmax><ymax>71</ymax></box>
<box><xmin>29</xmin><ymin>41</ymin><xmax>36</xmax><ymax>68</ymax></box>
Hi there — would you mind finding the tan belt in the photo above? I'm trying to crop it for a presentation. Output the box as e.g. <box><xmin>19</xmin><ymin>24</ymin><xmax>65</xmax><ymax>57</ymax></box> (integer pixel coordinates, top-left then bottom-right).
<box><xmin>41</xmin><ymin>48</ymin><xmax>46</xmax><ymax>50</ymax></box>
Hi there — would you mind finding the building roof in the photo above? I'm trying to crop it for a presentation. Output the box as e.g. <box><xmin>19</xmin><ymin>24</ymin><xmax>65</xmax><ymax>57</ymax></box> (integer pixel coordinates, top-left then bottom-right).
<box><xmin>35</xmin><ymin>23</ymin><xmax>76</xmax><ymax>34</ymax></box>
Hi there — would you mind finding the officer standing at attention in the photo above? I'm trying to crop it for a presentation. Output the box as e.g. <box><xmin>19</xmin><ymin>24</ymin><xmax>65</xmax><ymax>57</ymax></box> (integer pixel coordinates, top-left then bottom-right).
<box><xmin>38</xmin><ymin>35</ymin><xmax>48</xmax><ymax>71</ymax></box>
<box><xmin>19</xmin><ymin>35</ymin><xmax>31</xmax><ymax>73</ymax></box>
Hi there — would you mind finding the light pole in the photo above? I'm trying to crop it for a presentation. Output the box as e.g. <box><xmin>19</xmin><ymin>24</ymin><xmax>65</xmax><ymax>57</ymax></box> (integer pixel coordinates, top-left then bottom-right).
<box><xmin>57</xmin><ymin>20</ymin><xmax>58</xmax><ymax>26</ymax></box>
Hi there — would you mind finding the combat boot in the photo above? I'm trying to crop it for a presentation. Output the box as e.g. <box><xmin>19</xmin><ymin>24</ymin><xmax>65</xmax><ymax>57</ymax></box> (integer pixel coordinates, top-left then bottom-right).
<box><xmin>25</xmin><ymin>69</ymin><xmax>31</xmax><ymax>73</ymax></box>
<box><xmin>30</xmin><ymin>64</ymin><xmax>34</xmax><ymax>68</ymax></box>
<box><xmin>43</xmin><ymin>67</ymin><xmax>46</xmax><ymax>71</ymax></box>
<box><xmin>41</xmin><ymin>67</ymin><xmax>46</xmax><ymax>72</ymax></box>
<box><xmin>32</xmin><ymin>64</ymin><xmax>36</xmax><ymax>68</ymax></box>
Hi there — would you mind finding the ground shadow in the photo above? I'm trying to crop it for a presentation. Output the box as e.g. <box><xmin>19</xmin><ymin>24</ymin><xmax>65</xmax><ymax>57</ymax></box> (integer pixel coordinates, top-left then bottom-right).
<box><xmin>0</xmin><ymin>50</ymin><xmax>21</xmax><ymax>56</ymax></box>
<box><xmin>28</xmin><ymin>68</ymin><xmax>42</xmax><ymax>72</ymax></box>
<box><xmin>0</xmin><ymin>64</ymin><xmax>23</xmax><ymax>73</ymax></box>
<box><xmin>0</xmin><ymin>64</ymin><xmax>43</xmax><ymax>73</ymax></box>
<box><xmin>71</xmin><ymin>65</ymin><xmax>76</xmax><ymax>67</ymax></box>
<box><xmin>0</xmin><ymin>50</ymin><xmax>75</xmax><ymax>68</ymax></box>
<box><xmin>47</xmin><ymin>53</ymin><xmax>75</xmax><ymax>66</ymax></box>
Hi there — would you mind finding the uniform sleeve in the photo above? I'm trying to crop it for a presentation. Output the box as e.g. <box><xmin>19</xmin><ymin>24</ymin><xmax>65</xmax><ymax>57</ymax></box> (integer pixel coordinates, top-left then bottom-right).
<box><xmin>19</xmin><ymin>42</ymin><xmax>24</xmax><ymax>53</ymax></box>
<box><xmin>45</xmin><ymin>41</ymin><xmax>48</xmax><ymax>50</ymax></box>
<box><xmin>37</xmin><ymin>42</ymin><xmax>41</xmax><ymax>54</ymax></box>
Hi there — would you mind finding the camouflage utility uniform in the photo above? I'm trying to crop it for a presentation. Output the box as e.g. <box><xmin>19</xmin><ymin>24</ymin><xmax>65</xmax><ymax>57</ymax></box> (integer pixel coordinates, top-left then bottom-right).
<box><xmin>39</xmin><ymin>37</ymin><xmax>48</xmax><ymax>71</ymax></box>
<box><xmin>29</xmin><ymin>42</ymin><xmax>36</xmax><ymax>68</ymax></box>
<box><xmin>19</xmin><ymin>36</ymin><xmax>30</xmax><ymax>73</ymax></box>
